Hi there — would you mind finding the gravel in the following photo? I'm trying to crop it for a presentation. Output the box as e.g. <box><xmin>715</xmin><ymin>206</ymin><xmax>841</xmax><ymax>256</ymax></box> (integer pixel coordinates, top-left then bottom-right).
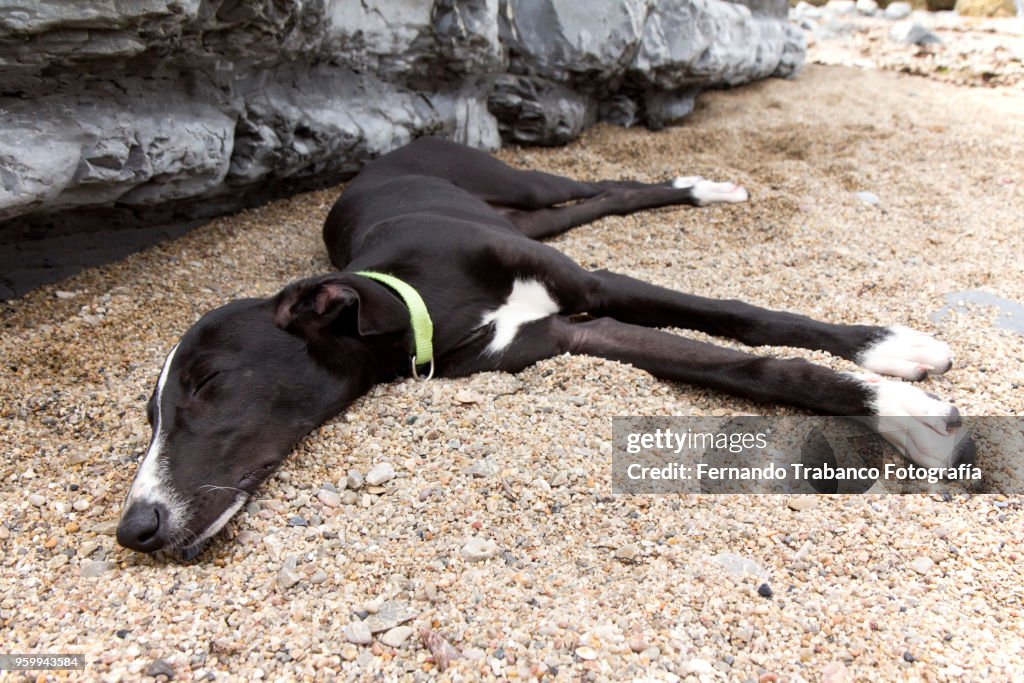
<box><xmin>0</xmin><ymin>60</ymin><xmax>1022</xmax><ymax>680</ymax></box>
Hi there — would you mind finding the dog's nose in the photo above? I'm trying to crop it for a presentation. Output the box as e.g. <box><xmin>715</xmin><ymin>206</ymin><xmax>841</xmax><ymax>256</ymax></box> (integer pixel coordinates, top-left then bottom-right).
<box><xmin>116</xmin><ymin>501</ymin><xmax>169</xmax><ymax>552</ymax></box>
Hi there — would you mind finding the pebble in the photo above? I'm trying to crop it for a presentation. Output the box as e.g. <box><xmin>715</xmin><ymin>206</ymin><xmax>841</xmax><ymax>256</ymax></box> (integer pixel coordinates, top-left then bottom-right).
<box><xmin>29</xmin><ymin>494</ymin><xmax>45</xmax><ymax>507</ymax></box>
<box><xmin>574</xmin><ymin>646</ymin><xmax>598</xmax><ymax>660</ymax></box>
<box><xmin>317</xmin><ymin>488</ymin><xmax>341</xmax><ymax>507</ymax></box>
<box><xmin>287</xmin><ymin>516</ymin><xmax>307</xmax><ymax>527</ymax></box>
<box><xmin>855</xmin><ymin>0</ymin><xmax>877</xmax><ymax>15</ymax></box>
<box><xmin>346</xmin><ymin>470</ymin><xmax>364</xmax><ymax>491</ymax></box>
<box><xmin>855</xmin><ymin>191</ymin><xmax>880</xmax><ymax>206</ymax></box>
<box><xmin>380</xmin><ymin>625</ymin><xmax>414</xmax><ymax>647</ymax></box>
<box><xmin>613</xmin><ymin>543</ymin><xmax>639</xmax><ymax>562</ymax></box>
<box><xmin>758</xmin><ymin>583</ymin><xmax>774</xmax><ymax>598</ymax></box>
<box><xmin>344</xmin><ymin>621</ymin><xmax>373</xmax><ymax>645</ymax></box>
<box><xmin>463</xmin><ymin>647</ymin><xmax>487</xmax><ymax>661</ymax></box>
<box><xmin>92</xmin><ymin>520</ymin><xmax>119</xmax><ymax>535</ymax></box>
<box><xmin>628</xmin><ymin>636</ymin><xmax>647</xmax><ymax>653</ymax></box>
<box><xmin>883</xmin><ymin>1</ymin><xmax>911</xmax><ymax>19</ymax></box>
<box><xmin>890</xmin><ymin>21</ymin><xmax>941</xmax><ymax>46</ymax></box>
<box><xmin>72</xmin><ymin>498</ymin><xmax>90</xmax><ymax>511</ymax></box>
<box><xmin>341</xmin><ymin>491</ymin><xmax>358</xmax><ymax>505</ymax></box>
<box><xmin>709</xmin><ymin>553</ymin><xmax>768</xmax><ymax>578</ymax></box>
<box><xmin>787</xmin><ymin>496</ymin><xmax>818</xmax><ymax>511</ymax></box>
<box><xmin>366</xmin><ymin>462</ymin><xmax>396</xmax><ymax>486</ymax></box>
<box><xmin>363</xmin><ymin>601</ymin><xmax>417</xmax><ymax>633</ymax></box>
<box><xmin>826</xmin><ymin>0</ymin><xmax>856</xmax><ymax>13</ymax></box>
<box><xmin>822</xmin><ymin>661</ymin><xmax>854</xmax><ymax>682</ymax></box>
<box><xmin>276</xmin><ymin>565</ymin><xmax>302</xmax><ymax>590</ymax></box>
<box><xmin>80</xmin><ymin>560</ymin><xmax>117</xmax><ymax>578</ymax></box>
<box><xmin>145</xmin><ymin>659</ymin><xmax>175</xmax><ymax>679</ymax></box>
<box><xmin>309</xmin><ymin>570</ymin><xmax>329</xmax><ymax>584</ymax></box>
<box><xmin>462</xmin><ymin>458</ymin><xmax>497</xmax><ymax>478</ymax></box>
<box><xmin>911</xmin><ymin>556</ymin><xmax>935</xmax><ymax>575</ymax></box>
<box><xmin>460</xmin><ymin>536</ymin><xmax>499</xmax><ymax>562</ymax></box>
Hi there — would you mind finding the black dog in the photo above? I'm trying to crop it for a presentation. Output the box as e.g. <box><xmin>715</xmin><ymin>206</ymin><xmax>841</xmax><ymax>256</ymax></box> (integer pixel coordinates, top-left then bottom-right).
<box><xmin>117</xmin><ymin>137</ymin><xmax>965</xmax><ymax>558</ymax></box>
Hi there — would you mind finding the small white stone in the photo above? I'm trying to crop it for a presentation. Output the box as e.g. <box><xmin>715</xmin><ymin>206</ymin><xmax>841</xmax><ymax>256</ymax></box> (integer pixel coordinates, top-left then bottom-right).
<box><xmin>344</xmin><ymin>621</ymin><xmax>373</xmax><ymax>645</ymax></box>
<box><xmin>276</xmin><ymin>566</ymin><xmax>302</xmax><ymax>590</ymax></box>
<box><xmin>29</xmin><ymin>494</ymin><xmax>46</xmax><ymax>507</ymax></box>
<box><xmin>366</xmin><ymin>463</ymin><xmax>395</xmax><ymax>486</ymax></box>
<box><xmin>911</xmin><ymin>556</ymin><xmax>935</xmax><ymax>575</ymax></box>
<box><xmin>80</xmin><ymin>560</ymin><xmax>117</xmax><ymax>578</ymax></box>
<box><xmin>883</xmin><ymin>1</ymin><xmax>911</xmax><ymax>19</ymax></box>
<box><xmin>380</xmin><ymin>625</ymin><xmax>414</xmax><ymax>647</ymax></box>
<box><xmin>574</xmin><ymin>646</ymin><xmax>599</xmax><ymax>660</ymax></box>
<box><xmin>788</xmin><ymin>496</ymin><xmax>818</xmax><ymax>511</ymax></box>
<box><xmin>72</xmin><ymin>498</ymin><xmax>90</xmax><ymax>511</ymax></box>
<box><xmin>460</xmin><ymin>536</ymin><xmax>498</xmax><ymax>562</ymax></box>
<box><xmin>317</xmin><ymin>488</ymin><xmax>341</xmax><ymax>508</ymax></box>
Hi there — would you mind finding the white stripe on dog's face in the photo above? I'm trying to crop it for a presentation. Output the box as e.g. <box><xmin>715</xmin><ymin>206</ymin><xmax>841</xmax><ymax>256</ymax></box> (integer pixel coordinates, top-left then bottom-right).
<box><xmin>126</xmin><ymin>344</ymin><xmax>187</xmax><ymax>526</ymax></box>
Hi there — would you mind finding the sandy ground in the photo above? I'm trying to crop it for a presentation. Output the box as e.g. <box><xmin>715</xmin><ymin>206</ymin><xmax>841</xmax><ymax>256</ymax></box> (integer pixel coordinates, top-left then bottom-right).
<box><xmin>2</xmin><ymin>64</ymin><xmax>1024</xmax><ymax>682</ymax></box>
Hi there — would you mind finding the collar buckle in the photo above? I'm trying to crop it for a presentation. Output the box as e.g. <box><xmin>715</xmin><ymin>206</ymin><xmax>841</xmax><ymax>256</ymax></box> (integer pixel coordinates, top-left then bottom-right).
<box><xmin>411</xmin><ymin>356</ymin><xmax>434</xmax><ymax>381</ymax></box>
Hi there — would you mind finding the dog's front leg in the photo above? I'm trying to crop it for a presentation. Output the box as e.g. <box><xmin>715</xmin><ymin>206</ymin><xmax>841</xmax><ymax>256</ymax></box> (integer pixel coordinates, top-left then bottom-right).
<box><xmin>560</xmin><ymin>317</ymin><xmax>971</xmax><ymax>468</ymax></box>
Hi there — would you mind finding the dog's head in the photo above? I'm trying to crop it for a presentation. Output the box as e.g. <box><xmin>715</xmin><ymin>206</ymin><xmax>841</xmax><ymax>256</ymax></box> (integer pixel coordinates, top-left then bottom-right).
<box><xmin>116</xmin><ymin>274</ymin><xmax>409</xmax><ymax>559</ymax></box>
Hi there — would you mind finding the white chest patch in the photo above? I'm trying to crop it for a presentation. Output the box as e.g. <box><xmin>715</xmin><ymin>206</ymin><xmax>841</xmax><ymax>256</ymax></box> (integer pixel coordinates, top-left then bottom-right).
<box><xmin>481</xmin><ymin>279</ymin><xmax>559</xmax><ymax>354</ymax></box>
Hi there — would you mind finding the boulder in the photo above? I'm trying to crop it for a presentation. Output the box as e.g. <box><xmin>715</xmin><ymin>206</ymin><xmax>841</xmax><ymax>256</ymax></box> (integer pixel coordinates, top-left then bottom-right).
<box><xmin>954</xmin><ymin>0</ymin><xmax>1016</xmax><ymax>16</ymax></box>
<box><xmin>0</xmin><ymin>0</ymin><xmax>805</xmax><ymax>297</ymax></box>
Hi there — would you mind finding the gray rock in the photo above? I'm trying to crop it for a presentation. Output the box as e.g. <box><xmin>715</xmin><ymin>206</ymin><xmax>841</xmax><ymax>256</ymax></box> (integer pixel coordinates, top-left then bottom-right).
<box><xmin>362</xmin><ymin>601</ymin><xmax>418</xmax><ymax>633</ymax></box>
<box><xmin>462</xmin><ymin>458</ymin><xmax>498</xmax><ymax>479</ymax></box>
<box><xmin>366</xmin><ymin>462</ymin><xmax>396</xmax><ymax>486</ymax></box>
<box><xmin>344</xmin><ymin>621</ymin><xmax>373</xmax><ymax>645</ymax></box>
<box><xmin>345</xmin><ymin>470</ymin><xmax>365</xmax><ymax>491</ymax></box>
<box><xmin>708</xmin><ymin>552</ymin><xmax>769</xmax><ymax>578</ymax></box>
<box><xmin>911</xmin><ymin>556</ymin><xmax>935</xmax><ymax>575</ymax></box>
<box><xmin>1</xmin><ymin>0</ymin><xmax>805</xmax><ymax>286</ymax></box>
<box><xmin>144</xmin><ymin>659</ymin><xmax>175</xmax><ymax>679</ymax></box>
<box><xmin>317</xmin><ymin>488</ymin><xmax>341</xmax><ymax>508</ymax></box>
<box><xmin>276</xmin><ymin>558</ymin><xmax>302</xmax><ymax>590</ymax></box>
<box><xmin>80</xmin><ymin>560</ymin><xmax>117</xmax><ymax>578</ymax></box>
<box><xmin>890</xmin><ymin>21</ymin><xmax>943</xmax><ymax>46</ymax></box>
<box><xmin>856</xmin><ymin>0</ymin><xmax>879</xmax><ymax>14</ymax></box>
<box><xmin>825</xmin><ymin>0</ymin><xmax>857</xmax><ymax>13</ymax></box>
<box><xmin>380</xmin><ymin>625</ymin><xmax>415</xmax><ymax>647</ymax></box>
<box><xmin>883</xmin><ymin>1</ymin><xmax>913</xmax><ymax>19</ymax></box>
<box><xmin>460</xmin><ymin>536</ymin><xmax>499</xmax><ymax>562</ymax></box>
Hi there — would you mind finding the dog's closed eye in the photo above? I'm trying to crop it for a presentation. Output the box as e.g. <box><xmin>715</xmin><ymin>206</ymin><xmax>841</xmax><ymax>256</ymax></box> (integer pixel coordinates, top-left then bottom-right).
<box><xmin>192</xmin><ymin>371</ymin><xmax>221</xmax><ymax>396</ymax></box>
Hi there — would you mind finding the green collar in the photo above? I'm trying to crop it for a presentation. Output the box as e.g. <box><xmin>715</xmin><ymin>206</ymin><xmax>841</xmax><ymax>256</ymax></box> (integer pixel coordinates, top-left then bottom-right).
<box><xmin>355</xmin><ymin>271</ymin><xmax>434</xmax><ymax>379</ymax></box>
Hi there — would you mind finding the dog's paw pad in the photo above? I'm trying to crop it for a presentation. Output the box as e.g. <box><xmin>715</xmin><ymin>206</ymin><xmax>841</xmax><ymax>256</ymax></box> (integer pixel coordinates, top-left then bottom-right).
<box><xmin>690</xmin><ymin>179</ymin><xmax>749</xmax><ymax>205</ymax></box>
<box><xmin>858</xmin><ymin>326</ymin><xmax>953</xmax><ymax>380</ymax></box>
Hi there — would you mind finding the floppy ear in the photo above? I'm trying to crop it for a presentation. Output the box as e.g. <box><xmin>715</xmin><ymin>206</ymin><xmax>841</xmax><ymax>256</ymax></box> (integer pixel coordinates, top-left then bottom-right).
<box><xmin>273</xmin><ymin>274</ymin><xmax>409</xmax><ymax>337</ymax></box>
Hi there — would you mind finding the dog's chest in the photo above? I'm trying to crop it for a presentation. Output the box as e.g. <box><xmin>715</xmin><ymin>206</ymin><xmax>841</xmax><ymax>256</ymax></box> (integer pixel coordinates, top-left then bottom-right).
<box><xmin>480</xmin><ymin>279</ymin><xmax>559</xmax><ymax>354</ymax></box>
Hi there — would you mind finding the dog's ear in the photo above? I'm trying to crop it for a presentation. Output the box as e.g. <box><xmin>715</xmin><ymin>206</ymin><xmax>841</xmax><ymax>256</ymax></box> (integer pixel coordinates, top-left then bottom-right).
<box><xmin>273</xmin><ymin>274</ymin><xmax>408</xmax><ymax>337</ymax></box>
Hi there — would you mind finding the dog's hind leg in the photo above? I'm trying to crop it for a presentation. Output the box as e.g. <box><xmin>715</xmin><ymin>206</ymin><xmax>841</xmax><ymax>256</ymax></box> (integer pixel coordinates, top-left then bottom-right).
<box><xmin>362</xmin><ymin>137</ymin><xmax>601</xmax><ymax>210</ymax></box>
<box><xmin>580</xmin><ymin>270</ymin><xmax>953</xmax><ymax>381</ymax></box>
<box><xmin>508</xmin><ymin>180</ymin><xmax>749</xmax><ymax>240</ymax></box>
<box><xmin>558</xmin><ymin>316</ymin><xmax>970</xmax><ymax>468</ymax></box>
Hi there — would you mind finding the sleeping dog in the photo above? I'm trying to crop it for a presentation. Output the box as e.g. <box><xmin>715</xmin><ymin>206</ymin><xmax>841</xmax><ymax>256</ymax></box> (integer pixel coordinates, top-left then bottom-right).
<box><xmin>116</xmin><ymin>137</ymin><xmax>967</xmax><ymax>559</ymax></box>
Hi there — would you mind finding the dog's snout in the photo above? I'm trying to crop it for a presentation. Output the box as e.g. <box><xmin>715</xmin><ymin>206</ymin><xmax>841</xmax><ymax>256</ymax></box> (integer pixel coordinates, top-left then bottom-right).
<box><xmin>116</xmin><ymin>501</ymin><xmax>169</xmax><ymax>552</ymax></box>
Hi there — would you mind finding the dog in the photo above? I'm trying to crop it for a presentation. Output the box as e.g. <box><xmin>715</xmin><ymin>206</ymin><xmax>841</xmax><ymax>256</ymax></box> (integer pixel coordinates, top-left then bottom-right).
<box><xmin>116</xmin><ymin>137</ymin><xmax>969</xmax><ymax>559</ymax></box>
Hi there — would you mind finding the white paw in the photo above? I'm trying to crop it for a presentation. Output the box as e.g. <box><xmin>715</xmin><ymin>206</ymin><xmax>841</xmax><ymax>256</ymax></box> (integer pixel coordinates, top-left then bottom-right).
<box><xmin>854</xmin><ymin>373</ymin><xmax>964</xmax><ymax>468</ymax></box>
<box><xmin>857</xmin><ymin>325</ymin><xmax>953</xmax><ymax>380</ymax></box>
<box><xmin>673</xmin><ymin>176</ymin><xmax>749</xmax><ymax>205</ymax></box>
